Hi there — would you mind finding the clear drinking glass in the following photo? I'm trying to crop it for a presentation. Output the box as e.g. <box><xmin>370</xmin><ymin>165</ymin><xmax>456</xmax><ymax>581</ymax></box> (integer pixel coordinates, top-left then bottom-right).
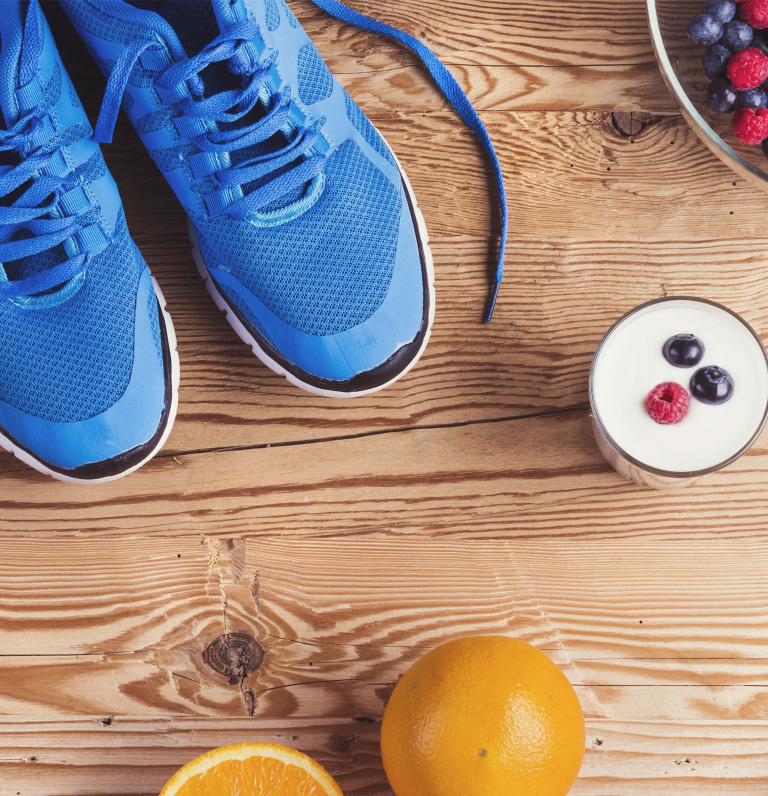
<box><xmin>590</xmin><ymin>297</ymin><xmax>768</xmax><ymax>488</ymax></box>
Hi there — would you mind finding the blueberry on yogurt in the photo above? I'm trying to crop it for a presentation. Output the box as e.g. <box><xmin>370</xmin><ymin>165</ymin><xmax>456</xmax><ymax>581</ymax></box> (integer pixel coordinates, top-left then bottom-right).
<box><xmin>691</xmin><ymin>365</ymin><xmax>734</xmax><ymax>404</ymax></box>
<box><xmin>663</xmin><ymin>334</ymin><xmax>705</xmax><ymax>368</ymax></box>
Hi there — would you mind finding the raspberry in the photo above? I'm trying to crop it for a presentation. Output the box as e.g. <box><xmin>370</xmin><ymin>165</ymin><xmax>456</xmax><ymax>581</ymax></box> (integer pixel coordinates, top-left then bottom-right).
<box><xmin>727</xmin><ymin>47</ymin><xmax>768</xmax><ymax>88</ymax></box>
<box><xmin>646</xmin><ymin>383</ymin><xmax>690</xmax><ymax>425</ymax></box>
<box><xmin>732</xmin><ymin>106</ymin><xmax>768</xmax><ymax>143</ymax></box>
<box><xmin>740</xmin><ymin>0</ymin><xmax>768</xmax><ymax>27</ymax></box>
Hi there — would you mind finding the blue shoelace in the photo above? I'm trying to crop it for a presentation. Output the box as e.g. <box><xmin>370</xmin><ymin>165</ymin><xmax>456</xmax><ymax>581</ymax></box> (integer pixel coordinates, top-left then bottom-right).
<box><xmin>95</xmin><ymin>19</ymin><xmax>329</xmax><ymax>222</ymax></box>
<box><xmin>0</xmin><ymin>4</ymin><xmax>97</xmax><ymax>301</ymax></box>
<box><xmin>308</xmin><ymin>0</ymin><xmax>507</xmax><ymax>321</ymax></box>
<box><xmin>95</xmin><ymin>0</ymin><xmax>507</xmax><ymax>321</ymax></box>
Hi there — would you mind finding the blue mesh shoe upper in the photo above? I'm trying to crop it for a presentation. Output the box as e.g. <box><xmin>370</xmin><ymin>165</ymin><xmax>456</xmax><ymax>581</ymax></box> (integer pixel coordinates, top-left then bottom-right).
<box><xmin>190</xmin><ymin>140</ymin><xmax>400</xmax><ymax>337</ymax></box>
<box><xmin>59</xmin><ymin>0</ymin><xmax>428</xmax><ymax>385</ymax></box>
<box><xmin>0</xmin><ymin>0</ymin><xmax>170</xmax><ymax>474</ymax></box>
<box><xmin>62</xmin><ymin>0</ymin><xmax>506</xmax><ymax>386</ymax></box>
<box><xmin>0</xmin><ymin>210</ymin><xmax>145</xmax><ymax>423</ymax></box>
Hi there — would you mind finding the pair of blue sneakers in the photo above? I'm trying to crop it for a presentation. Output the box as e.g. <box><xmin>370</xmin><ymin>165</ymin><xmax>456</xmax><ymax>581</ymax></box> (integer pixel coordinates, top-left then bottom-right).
<box><xmin>0</xmin><ymin>0</ymin><xmax>506</xmax><ymax>482</ymax></box>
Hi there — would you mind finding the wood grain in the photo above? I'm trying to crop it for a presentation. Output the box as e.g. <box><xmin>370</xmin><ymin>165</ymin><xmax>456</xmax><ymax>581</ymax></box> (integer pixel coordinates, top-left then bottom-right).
<box><xmin>3</xmin><ymin>717</ymin><xmax>768</xmax><ymax>796</ymax></box>
<box><xmin>4</xmin><ymin>2</ymin><xmax>768</xmax><ymax>794</ymax></box>
<box><xmin>3</xmin><ymin>536</ymin><xmax>768</xmax><ymax>724</ymax></box>
<box><xmin>5</xmin><ymin>411</ymin><xmax>768</xmax><ymax>538</ymax></box>
<box><xmin>275</xmin><ymin>0</ymin><xmax>656</xmax><ymax>70</ymax></box>
<box><xmin>54</xmin><ymin>1</ymin><xmax>674</xmax><ymax>113</ymax></box>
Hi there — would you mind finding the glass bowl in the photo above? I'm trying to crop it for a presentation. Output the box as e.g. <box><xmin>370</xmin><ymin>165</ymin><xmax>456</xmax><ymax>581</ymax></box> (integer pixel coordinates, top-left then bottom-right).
<box><xmin>648</xmin><ymin>0</ymin><xmax>768</xmax><ymax>189</ymax></box>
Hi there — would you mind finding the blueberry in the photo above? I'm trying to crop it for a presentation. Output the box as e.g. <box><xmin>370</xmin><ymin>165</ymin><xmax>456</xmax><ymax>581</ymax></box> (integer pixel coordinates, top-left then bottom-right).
<box><xmin>753</xmin><ymin>30</ymin><xmax>768</xmax><ymax>55</ymax></box>
<box><xmin>762</xmin><ymin>136</ymin><xmax>768</xmax><ymax>159</ymax></box>
<box><xmin>690</xmin><ymin>365</ymin><xmax>734</xmax><ymax>405</ymax></box>
<box><xmin>705</xmin><ymin>0</ymin><xmax>737</xmax><ymax>23</ymax></box>
<box><xmin>721</xmin><ymin>19</ymin><xmax>754</xmax><ymax>51</ymax></box>
<box><xmin>703</xmin><ymin>43</ymin><xmax>732</xmax><ymax>78</ymax></box>
<box><xmin>743</xmin><ymin>87</ymin><xmax>768</xmax><ymax>107</ymax></box>
<box><xmin>663</xmin><ymin>334</ymin><xmax>705</xmax><ymax>368</ymax></box>
<box><xmin>708</xmin><ymin>78</ymin><xmax>741</xmax><ymax>112</ymax></box>
<box><xmin>689</xmin><ymin>14</ymin><xmax>724</xmax><ymax>45</ymax></box>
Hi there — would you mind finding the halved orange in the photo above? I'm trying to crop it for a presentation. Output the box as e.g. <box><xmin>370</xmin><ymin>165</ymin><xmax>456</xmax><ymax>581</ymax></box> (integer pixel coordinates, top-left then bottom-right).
<box><xmin>159</xmin><ymin>742</ymin><xmax>344</xmax><ymax>796</ymax></box>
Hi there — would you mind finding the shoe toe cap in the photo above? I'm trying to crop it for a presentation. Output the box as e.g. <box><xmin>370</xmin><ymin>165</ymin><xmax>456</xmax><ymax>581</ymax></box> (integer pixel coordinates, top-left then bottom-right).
<box><xmin>206</xmin><ymin>182</ymin><xmax>431</xmax><ymax>392</ymax></box>
<box><xmin>0</xmin><ymin>269</ymin><xmax>176</xmax><ymax>480</ymax></box>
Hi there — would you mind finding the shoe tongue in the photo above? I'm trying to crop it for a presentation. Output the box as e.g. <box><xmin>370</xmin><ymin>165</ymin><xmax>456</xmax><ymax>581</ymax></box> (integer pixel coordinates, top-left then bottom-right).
<box><xmin>0</xmin><ymin>1</ymin><xmax>25</xmax><ymax>128</ymax></box>
<box><xmin>182</xmin><ymin>1</ymin><xmax>304</xmax><ymax>211</ymax></box>
<box><xmin>0</xmin><ymin>2</ymin><xmax>69</xmax><ymax>288</ymax></box>
<box><xmin>149</xmin><ymin>0</ymin><xmax>309</xmax><ymax>213</ymax></box>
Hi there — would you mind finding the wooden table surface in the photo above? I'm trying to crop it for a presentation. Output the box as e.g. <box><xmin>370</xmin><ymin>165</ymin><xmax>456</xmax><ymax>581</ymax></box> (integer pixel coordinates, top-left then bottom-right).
<box><xmin>3</xmin><ymin>1</ymin><xmax>768</xmax><ymax>794</ymax></box>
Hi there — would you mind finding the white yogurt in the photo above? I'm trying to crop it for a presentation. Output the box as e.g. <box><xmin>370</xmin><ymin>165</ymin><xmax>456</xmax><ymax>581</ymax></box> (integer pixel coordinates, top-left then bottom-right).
<box><xmin>592</xmin><ymin>298</ymin><xmax>768</xmax><ymax>474</ymax></box>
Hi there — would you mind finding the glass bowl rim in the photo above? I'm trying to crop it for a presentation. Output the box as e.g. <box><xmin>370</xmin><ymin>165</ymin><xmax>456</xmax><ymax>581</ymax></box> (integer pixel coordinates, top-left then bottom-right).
<box><xmin>647</xmin><ymin>0</ymin><xmax>768</xmax><ymax>187</ymax></box>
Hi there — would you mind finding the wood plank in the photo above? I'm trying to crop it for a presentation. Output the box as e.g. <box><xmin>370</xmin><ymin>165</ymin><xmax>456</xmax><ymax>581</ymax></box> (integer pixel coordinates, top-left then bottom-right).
<box><xmin>340</xmin><ymin>64</ymin><xmax>675</xmax><ymax>113</ymax></box>
<box><xmin>4</xmin><ymin>411</ymin><xmax>768</xmax><ymax>537</ymax></box>
<box><xmin>3</xmin><ymin>536</ymin><xmax>768</xmax><ymax>722</ymax></box>
<box><xmin>56</xmin><ymin>7</ymin><xmax>674</xmax><ymax>114</ymax></box>
<box><xmin>293</xmin><ymin>0</ymin><xmax>655</xmax><ymax>69</ymax></box>
<box><xmin>1</xmin><ymin>717</ymin><xmax>767</xmax><ymax>796</ymax></box>
<box><xmin>4</xmin><ymin>654</ymin><xmax>768</xmax><ymax>722</ymax></box>
<box><xmin>0</xmin><ymin>717</ymin><xmax>385</xmax><ymax>796</ymax></box>
<box><xmin>52</xmin><ymin>0</ymin><xmax>675</xmax><ymax>116</ymax></box>
<box><xmin>53</xmin><ymin>0</ymin><xmax>658</xmax><ymax>78</ymax></box>
<box><xmin>7</xmin><ymin>661</ymin><xmax>766</xmax><ymax>723</ymax></box>
<box><xmin>368</xmin><ymin>112</ymin><xmax>753</xmax><ymax>241</ymax></box>
<box><xmin>9</xmin><ymin>534</ymin><xmax>768</xmax><ymax>662</ymax></box>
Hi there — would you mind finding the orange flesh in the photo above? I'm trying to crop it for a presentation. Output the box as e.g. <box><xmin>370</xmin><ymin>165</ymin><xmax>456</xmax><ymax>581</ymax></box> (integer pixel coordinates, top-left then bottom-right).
<box><xmin>175</xmin><ymin>757</ymin><xmax>333</xmax><ymax>796</ymax></box>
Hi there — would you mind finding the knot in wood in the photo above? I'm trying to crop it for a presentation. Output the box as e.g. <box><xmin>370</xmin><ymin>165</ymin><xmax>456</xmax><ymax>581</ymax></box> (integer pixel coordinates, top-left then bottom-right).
<box><xmin>332</xmin><ymin>734</ymin><xmax>357</xmax><ymax>753</ymax></box>
<box><xmin>610</xmin><ymin>111</ymin><xmax>653</xmax><ymax>138</ymax></box>
<box><xmin>203</xmin><ymin>632</ymin><xmax>264</xmax><ymax>684</ymax></box>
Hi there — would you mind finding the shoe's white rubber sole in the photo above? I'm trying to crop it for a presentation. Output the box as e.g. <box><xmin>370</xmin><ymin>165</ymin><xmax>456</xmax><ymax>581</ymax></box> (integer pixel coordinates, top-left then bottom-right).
<box><xmin>189</xmin><ymin>147</ymin><xmax>436</xmax><ymax>398</ymax></box>
<box><xmin>0</xmin><ymin>276</ymin><xmax>180</xmax><ymax>484</ymax></box>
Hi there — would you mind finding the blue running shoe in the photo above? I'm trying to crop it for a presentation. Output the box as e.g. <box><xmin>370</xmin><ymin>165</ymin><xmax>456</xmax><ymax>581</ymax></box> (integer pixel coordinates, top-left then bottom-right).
<box><xmin>61</xmin><ymin>0</ymin><xmax>506</xmax><ymax>396</ymax></box>
<box><xmin>0</xmin><ymin>0</ymin><xmax>179</xmax><ymax>481</ymax></box>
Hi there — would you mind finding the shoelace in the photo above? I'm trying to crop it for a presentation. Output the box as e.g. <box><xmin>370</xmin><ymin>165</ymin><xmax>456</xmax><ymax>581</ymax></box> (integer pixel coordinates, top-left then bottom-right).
<box><xmin>0</xmin><ymin>5</ymin><xmax>97</xmax><ymax>301</ymax></box>
<box><xmin>95</xmin><ymin>19</ymin><xmax>328</xmax><ymax>221</ymax></box>
<box><xmin>309</xmin><ymin>0</ymin><xmax>507</xmax><ymax>322</ymax></box>
<box><xmin>95</xmin><ymin>0</ymin><xmax>507</xmax><ymax>321</ymax></box>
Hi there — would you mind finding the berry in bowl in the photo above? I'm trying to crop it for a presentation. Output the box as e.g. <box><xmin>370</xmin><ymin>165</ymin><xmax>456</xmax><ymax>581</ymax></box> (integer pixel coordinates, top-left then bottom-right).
<box><xmin>649</xmin><ymin>0</ymin><xmax>768</xmax><ymax>187</ymax></box>
<box><xmin>589</xmin><ymin>297</ymin><xmax>768</xmax><ymax>488</ymax></box>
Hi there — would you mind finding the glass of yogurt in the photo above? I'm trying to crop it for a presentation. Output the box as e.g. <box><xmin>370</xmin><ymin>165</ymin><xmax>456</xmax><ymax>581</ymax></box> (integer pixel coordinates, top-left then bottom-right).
<box><xmin>589</xmin><ymin>297</ymin><xmax>768</xmax><ymax>488</ymax></box>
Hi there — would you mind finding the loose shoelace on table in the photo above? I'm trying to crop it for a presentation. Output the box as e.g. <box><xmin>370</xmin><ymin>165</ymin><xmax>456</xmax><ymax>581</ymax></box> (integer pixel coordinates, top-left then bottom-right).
<box><xmin>95</xmin><ymin>0</ymin><xmax>508</xmax><ymax>321</ymax></box>
<box><xmin>308</xmin><ymin>0</ymin><xmax>508</xmax><ymax>321</ymax></box>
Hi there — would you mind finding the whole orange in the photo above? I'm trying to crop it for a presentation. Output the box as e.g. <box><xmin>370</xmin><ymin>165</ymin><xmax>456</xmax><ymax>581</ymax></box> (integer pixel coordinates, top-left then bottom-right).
<box><xmin>381</xmin><ymin>636</ymin><xmax>585</xmax><ymax>796</ymax></box>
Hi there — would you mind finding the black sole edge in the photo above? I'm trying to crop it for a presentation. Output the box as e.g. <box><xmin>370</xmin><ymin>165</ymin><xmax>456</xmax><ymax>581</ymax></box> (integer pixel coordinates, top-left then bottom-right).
<box><xmin>211</xmin><ymin>169</ymin><xmax>431</xmax><ymax>394</ymax></box>
<box><xmin>0</xmin><ymin>298</ymin><xmax>174</xmax><ymax>481</ymax></box>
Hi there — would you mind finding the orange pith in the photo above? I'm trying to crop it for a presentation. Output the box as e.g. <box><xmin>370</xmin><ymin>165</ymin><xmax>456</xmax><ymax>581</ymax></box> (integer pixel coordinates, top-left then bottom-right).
<box><xmin>159</xmin><ymin>742</ymin><xmax>344</xmax><ymax>796</ymax></box>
